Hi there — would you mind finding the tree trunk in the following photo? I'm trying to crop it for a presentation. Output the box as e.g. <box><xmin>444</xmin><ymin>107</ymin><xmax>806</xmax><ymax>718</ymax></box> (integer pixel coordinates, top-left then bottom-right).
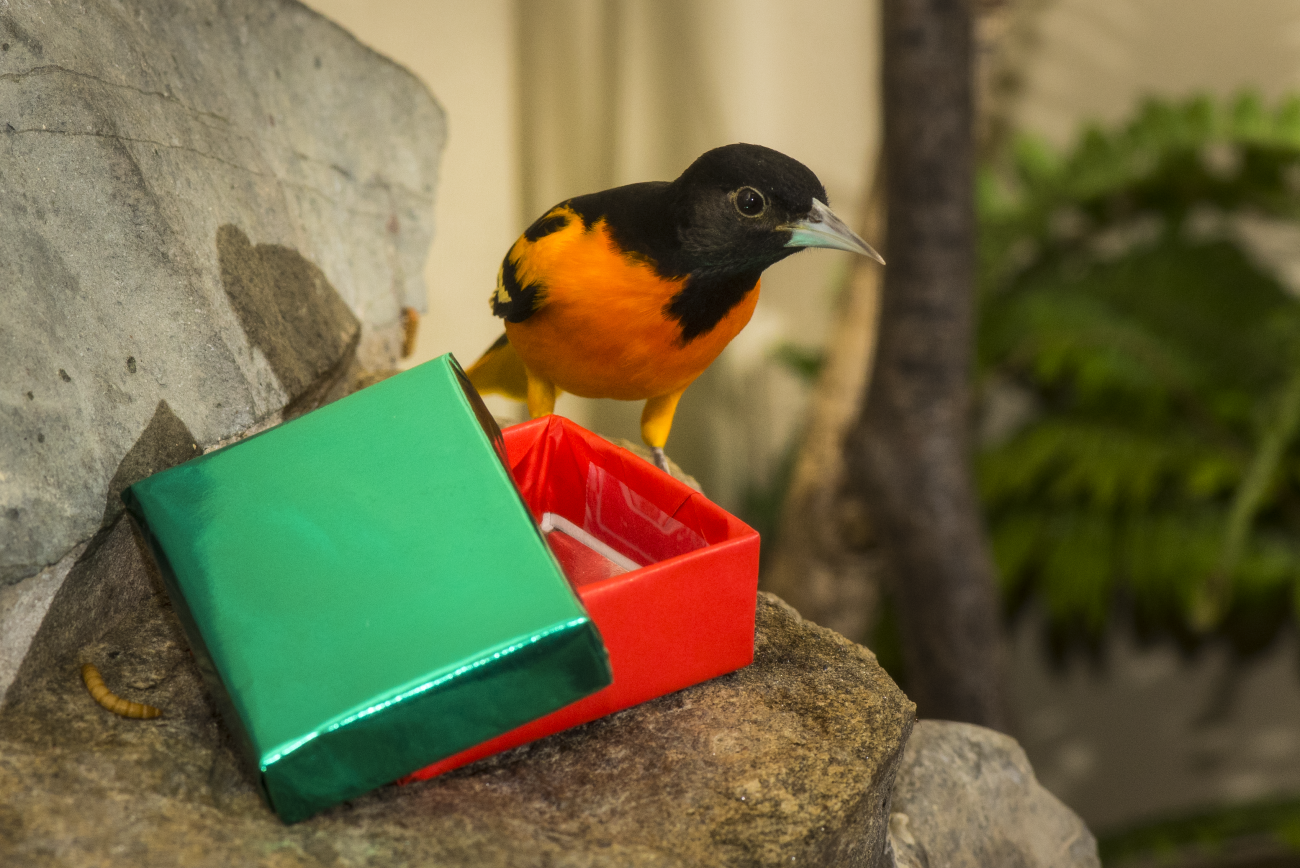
<box><xmin>845</xmin><ymin>0</ymin><xmax>1010</xmax><ymax>730</ymax></box>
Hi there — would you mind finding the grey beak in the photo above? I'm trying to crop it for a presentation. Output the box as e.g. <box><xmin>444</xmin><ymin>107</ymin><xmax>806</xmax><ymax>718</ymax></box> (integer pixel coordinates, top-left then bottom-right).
<box><xmin>782</xmin><ymin>199</ymin><xmax>885</xmax><ymax>265</ymax></box>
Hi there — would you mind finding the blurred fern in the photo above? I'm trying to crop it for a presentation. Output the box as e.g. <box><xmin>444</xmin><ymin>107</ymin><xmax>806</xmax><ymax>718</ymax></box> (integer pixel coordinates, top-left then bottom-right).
<box><xmin>978</xmin><ymin>94</ymin><xmax>1300</xmax><ymax>654</ymax></box>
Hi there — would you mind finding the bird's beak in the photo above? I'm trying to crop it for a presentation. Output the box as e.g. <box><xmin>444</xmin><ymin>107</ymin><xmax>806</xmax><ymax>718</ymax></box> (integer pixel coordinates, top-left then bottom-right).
<box><xmin>782</xmin><ymin>198</ymin><xmax>885</xmax><ymax>265</ymax></box>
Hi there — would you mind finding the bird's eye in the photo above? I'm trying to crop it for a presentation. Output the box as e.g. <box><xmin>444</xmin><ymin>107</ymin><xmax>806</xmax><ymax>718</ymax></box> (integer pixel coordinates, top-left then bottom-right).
<box><xmin>734</xmin><ymin>187</ymin><xmax>766</xmax><ymax>217</ymax></box>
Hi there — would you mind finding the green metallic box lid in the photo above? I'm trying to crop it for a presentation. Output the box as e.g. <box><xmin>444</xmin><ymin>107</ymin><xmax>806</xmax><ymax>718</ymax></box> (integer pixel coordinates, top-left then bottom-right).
<box><xmin>124</xmin><ymin>354</ymin><xmax>611</xmax><ymax>823</ymax></box>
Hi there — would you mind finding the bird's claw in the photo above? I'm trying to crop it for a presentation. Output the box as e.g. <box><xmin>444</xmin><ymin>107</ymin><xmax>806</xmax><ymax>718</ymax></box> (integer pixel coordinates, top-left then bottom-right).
<box><xmin>651</xmin><ymin>447</ymin><xmax>670</xmax><ymax>474</ymax></box>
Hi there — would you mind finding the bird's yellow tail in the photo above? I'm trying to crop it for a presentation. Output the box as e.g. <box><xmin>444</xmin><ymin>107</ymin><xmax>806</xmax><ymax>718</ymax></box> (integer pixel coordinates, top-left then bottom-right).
<box><xmin>465</xmin><ymin>333</ymin><xmax>529</xmax><ymax>403</ymax></box>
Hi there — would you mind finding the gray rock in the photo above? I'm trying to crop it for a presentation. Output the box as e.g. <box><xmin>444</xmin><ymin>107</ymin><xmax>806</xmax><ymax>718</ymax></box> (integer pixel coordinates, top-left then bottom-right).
<box><xmin>0</xmin><ymin>0</ymin><xmax>445</xmax><ymax>591</ymax></box>
<box><xmin>888</xmin><ymin>720</ymin><xmax>1100</xmax><ymax>868</ymax></box>
<box><xmin>0</xmin><ymin>577</ymin><xmax>914</xmax><ymax>867</ymax></box>
<box><xmin>0</xmin><ymin>544</ymin><xmax>82</xmax><ymax>706</ymax></box>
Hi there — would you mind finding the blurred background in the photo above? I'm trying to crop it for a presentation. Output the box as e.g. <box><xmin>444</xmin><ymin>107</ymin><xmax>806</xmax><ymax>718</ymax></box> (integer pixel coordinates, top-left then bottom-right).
<box><xmin>303</xmin><ymin>1</ymin><xmax>1300</xmax><ymax>864</ymax></box>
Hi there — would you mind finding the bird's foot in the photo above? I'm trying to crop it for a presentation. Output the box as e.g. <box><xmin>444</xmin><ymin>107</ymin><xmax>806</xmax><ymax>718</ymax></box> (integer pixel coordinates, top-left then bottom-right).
<box><xmin>651</xmin><ymin>447</ymin><xmax>670</xmax><ymax>474</ymax></box>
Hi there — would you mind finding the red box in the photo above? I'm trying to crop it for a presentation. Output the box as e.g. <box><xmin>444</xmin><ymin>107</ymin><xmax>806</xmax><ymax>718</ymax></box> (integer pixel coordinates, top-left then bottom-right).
<box><xmin>401</xmin><ymin>414</ymin><xmax>759</xmax><ymax>782</ymax></box>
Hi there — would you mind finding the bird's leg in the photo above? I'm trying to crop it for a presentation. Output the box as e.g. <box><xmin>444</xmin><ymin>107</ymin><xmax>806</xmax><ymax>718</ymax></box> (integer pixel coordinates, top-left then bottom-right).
<box><xmin>641</xmin><ymin>389</ymin><xmax>685</xmax><ymax>474</ymax></box>
<box><xmin>524</xmin><ymin>368</ymin><xmax>558</xmax><ymax>419</ymax></box>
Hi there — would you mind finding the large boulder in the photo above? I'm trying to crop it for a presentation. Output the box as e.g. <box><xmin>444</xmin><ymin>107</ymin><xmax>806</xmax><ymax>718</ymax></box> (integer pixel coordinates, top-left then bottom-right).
<box><xmin>887</xmin><ymin>720</ymin><xmax>1101</xmax><ymax>868</ymax></box>
<box><xmin>0</xmin><ymin>0</ymin><xmax>443</xmax><ymax>582</ymax></box>
<box><xmin>0</xmin><ymin>0</ymin><xmax>444</xmax><ymax>703</ymax></box>
<box><xmin>0</xmin><ymin>580</ymin><xmax>914</xmax><ymax>867</ymax></box>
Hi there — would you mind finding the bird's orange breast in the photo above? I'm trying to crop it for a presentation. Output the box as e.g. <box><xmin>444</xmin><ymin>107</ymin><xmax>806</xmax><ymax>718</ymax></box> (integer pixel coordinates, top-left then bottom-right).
<box><xmin>503</xmin><ymin>213</ymin><xmax>760</xmax><ymax>400</ymax></box>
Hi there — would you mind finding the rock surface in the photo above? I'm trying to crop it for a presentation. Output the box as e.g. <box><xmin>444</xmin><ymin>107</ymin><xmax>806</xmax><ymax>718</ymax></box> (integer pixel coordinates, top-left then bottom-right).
<box><xmin>1</xmin><ymin>573</ymin><xmax>914</xmax><ymax>867</ymax></box>
<box><xmin>0</xmin><ymin>0</ymin><xmax>445</xmax><ymax>592</ymax></box>
<box><xmin>887</xmin><ymin>720</ymin><xmax>1101</xmax><ymax>868</ymax></box>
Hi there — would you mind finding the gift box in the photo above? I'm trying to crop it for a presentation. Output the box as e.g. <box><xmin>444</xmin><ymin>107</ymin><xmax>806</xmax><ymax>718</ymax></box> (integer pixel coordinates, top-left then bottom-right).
<box><xmin>123</xmin><ymin>355</ymin><xmax>612</xmax><ymax>824</ymax></box>
<box><xmin>402</xmin><ymin>413</ymin><xmax>761</xmax><ymax>782</ymax></box>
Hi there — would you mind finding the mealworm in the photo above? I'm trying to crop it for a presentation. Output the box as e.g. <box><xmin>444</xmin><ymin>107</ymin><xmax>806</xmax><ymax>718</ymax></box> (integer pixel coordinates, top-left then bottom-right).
<box><xmin>401</xmin><ymin>306</ymin><xmax>420</xmax><ymax>358</ymax></box>
<box><xmin>81</xmin><ymin>662</ymin><xmax>161</xmax><ymax>719</ymax></box>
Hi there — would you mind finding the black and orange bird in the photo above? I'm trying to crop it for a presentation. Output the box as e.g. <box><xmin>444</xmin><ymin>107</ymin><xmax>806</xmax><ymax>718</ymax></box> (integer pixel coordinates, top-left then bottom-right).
<box><xmin>466</xmin><ymin>143</ymin><xmax>884</xmax><ymax>471</ymax></box>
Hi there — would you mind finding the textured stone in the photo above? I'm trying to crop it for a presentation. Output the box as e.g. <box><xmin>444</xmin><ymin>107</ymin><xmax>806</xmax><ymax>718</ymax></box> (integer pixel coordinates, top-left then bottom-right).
<box><xmin>0</xmin><ymin>546</ymin><xmax>82</xmax><ymax>707</ymax></box>
<box><xmin>0</xmin><ymin>0</ymin><xmax>445</xmax><ymax>590</ymax></box>
<box><xmin>887</xmin><ymin>720</ymin><xmax>1100</xmax><ymax>868</ymax></box>
<box><xmin>0</xmin><ymin>577</ymin><xmax>914</xmax><ymax>867</ymax></box>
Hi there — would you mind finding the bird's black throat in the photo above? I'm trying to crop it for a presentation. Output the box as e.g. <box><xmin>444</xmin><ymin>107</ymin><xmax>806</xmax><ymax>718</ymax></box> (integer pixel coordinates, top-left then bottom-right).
<box><xmin>665</xmin><ymin>268</ymin><xmax>763</xmax><ymax>344</ymax></box>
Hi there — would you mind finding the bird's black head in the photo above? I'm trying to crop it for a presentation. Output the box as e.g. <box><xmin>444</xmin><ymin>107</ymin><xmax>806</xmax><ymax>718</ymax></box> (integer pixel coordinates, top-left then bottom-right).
<box><xmin>669</xmin><ymin>143</ymin><xmax>869</xmax><ymax>276</ymax></box>
<box><xmin>557</xmin><ymin>143</ymin><xmax>882</xmax><ymax>343</ymax></box>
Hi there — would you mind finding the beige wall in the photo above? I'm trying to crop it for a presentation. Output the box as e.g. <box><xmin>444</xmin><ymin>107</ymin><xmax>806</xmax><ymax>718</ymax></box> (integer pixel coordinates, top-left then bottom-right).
<box><xmin>1017</xmin><ymin>0</ymin><xmax>1300</xmax><ymax>146</ymax></box>
<box><xmin>302</xmin><ymin>0</ymin><xmax>521</xmax><ymax>383</ymax></box>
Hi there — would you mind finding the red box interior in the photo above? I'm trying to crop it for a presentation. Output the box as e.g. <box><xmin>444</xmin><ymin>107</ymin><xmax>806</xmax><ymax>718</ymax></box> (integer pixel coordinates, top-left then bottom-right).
<box><xmin>401</xmin><ymin>414</ymin><xmax>759</xmax><ymax>782</ymax></box>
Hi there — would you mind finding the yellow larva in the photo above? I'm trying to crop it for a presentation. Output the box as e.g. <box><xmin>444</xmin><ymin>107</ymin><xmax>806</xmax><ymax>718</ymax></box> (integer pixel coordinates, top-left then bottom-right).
<box><xmin>81</xmin><ymin>662</ymin><xmax>161</xmax><ymax>719</ymax></box>
<box><xmin>401</xmin><ymin>306</ymin><xmax>420</xmax><ymax>358</ymax></box>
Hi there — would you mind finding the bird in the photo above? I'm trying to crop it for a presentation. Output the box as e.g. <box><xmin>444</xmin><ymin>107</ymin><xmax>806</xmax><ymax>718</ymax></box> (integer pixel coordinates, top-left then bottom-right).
<box><xmin>466</xmin><ymin>143</ymin><xmax>884</xmax><ymax>472</ymax></box>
